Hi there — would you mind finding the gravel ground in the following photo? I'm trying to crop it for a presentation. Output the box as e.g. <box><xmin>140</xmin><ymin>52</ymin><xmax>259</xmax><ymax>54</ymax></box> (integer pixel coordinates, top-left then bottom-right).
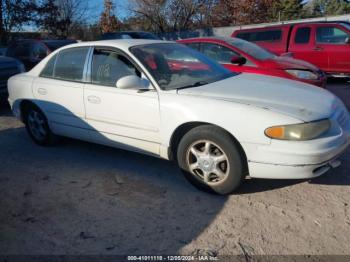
<box><xmin>0</xmin><ymin>81</ymin><xmax>349</xmax><ymax>256</ymax></box>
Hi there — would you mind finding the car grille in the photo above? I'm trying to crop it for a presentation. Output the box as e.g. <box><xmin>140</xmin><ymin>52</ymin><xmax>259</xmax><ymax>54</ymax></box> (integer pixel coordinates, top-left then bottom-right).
<box><xmin>0</xmin><ymin>63</ymin><xmax>20</xmax><ymax>90</ymax></box>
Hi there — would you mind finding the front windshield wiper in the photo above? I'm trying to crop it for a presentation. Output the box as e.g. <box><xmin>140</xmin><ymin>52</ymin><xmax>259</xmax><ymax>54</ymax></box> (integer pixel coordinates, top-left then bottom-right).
<box><xmin>177</xmin><ymin>81</ymin><xmax>209</xmax><ymax>90</ymax></box>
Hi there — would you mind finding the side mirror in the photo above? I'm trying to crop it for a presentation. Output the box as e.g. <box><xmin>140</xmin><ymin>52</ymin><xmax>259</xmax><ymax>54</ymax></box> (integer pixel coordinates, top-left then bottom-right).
<box><xmin>116</xmin><ymin>75</ymin><xmax>151</xmax><ymax>91</ymax></box>
<box><xmin>230</xmin><ymin>55</ymin><xmax>247</xmax><ymax>66</ymax></box>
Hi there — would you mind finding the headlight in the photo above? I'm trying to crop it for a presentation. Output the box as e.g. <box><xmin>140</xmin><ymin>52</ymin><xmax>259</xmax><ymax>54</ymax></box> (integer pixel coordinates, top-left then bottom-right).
<box><xmin>17</xmin><ymin>62</ymin><xmax>26</xmax><ymax>73</ymax></box>
<box><xmin>286</xmin><ymin>69</ymin><xmax>318</xmax><ymax>80</ymax></box>
<box><xmin>265</xmin><ymin>119</ymin><xmax>331</xmax><ymax>141</ymax></box>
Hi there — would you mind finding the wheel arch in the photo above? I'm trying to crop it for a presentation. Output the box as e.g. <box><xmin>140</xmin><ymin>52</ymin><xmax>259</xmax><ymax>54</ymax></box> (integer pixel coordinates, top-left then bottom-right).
<box><xmin>18</xmin><ymin>99</ymin><xmax>41</xmax><ymax>122</ymax></box>
<box><xmin>169</xmin><ymin>121</ymin><xmax>249</xmax><ymax>174</ymax></box>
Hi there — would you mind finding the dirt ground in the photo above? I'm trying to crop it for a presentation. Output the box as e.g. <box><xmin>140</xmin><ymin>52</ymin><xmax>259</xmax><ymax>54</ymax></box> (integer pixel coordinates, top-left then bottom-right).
<box><xmin>0</xmin><ymin>81</ymin><xmax>349</xmax><ymax>257</ymax></box>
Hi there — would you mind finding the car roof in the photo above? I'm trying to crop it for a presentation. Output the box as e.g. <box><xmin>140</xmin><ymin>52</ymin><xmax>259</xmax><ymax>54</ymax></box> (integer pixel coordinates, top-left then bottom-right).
<box><xmin>235</xmin><ymin>21</ymin><xmax>349</xmax><ymax>32</ymax></box>
<box><xmin>178</xmin><ymin>36</ymin><xmax>245</xmax><ymax>45</ymax></box>
<box><xmin>43</xmin><ymin>39</ymin><xmax>76</xmax><ymax>43</ymax></box>
<box><xmin>103</xmin><ymin>31</ymin><xmax>155</xmax><ymax>35</ymax></box>
<box><xmin>179</xmin><ymin>37</ymin><xmax>229</xmax><ymax>42</ymax></box>
<box><xmin>57</xmin><ymin>39</ymin><xmax>171</xmax><ymax>52</ymax></box>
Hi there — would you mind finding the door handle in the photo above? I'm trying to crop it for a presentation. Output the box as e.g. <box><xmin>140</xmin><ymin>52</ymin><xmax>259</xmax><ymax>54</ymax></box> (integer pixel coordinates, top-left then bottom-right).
<box><xmin>37</xmin><ymin>88</ymin><xmax>47</xmax><ymax>95</ymax></box>
<box><xmin>87</xmin><ymin>95</ymin><xmax>101</xmax><ymax>104</ymax></box>
<box><xmin>313</xmin><ymin>47</ymin><xmax>323</xmax><ymax>51</ymax></box>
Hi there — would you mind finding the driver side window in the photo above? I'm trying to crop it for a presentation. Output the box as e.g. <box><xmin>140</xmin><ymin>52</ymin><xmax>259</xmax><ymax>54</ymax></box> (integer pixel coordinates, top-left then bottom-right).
<box><xmin>91</xmin><ymin>49</ymin><xmax>140</xmax><ymax>87</ymax></box>
<box><xmin>316</xmin><ymin>26</ymin><xmax>349</xmax><ymax>44</ymax></box>
<box><xmin>201</xmin><ymin>43</ymin><xmax>239</xmax><ymax>64</ymax></box>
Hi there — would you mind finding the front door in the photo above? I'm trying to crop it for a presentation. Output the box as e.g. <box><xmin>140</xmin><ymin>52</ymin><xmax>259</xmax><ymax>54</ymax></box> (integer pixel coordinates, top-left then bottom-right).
<box><xmin>199</xmin><ymin>42</ymin><xmax>258</xmax><ymax>74</ymax></box>
<box><xmin>315</xmin><ymin>24</ymin><xmax>350</xmax><ymax>74</ymax></box>
<box><xmin>289</xmin><ymin>25</ymin><xmax>329</xmax><ymax>72</ymax></box>
<box><xmin>84</xmin><ymin>48</ymin><xmax>161</xmax><ymax>155</ymax></box>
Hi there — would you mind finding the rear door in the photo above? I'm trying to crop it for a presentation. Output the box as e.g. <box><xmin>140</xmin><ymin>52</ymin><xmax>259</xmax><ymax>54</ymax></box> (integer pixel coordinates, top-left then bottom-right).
<box><xmin>33</xmin><ymin>47</ymin><xmax>90</xmax><ymax>139</ymax></box>
<box><xmin>288</xmin><ymin>24</ymin><xmax>328</xmax><ymax>71</ymax></box>
<box><xmin>314</xmin><ymin>24</ymin><xmax>350</xmax><ymax>74</ymax></box>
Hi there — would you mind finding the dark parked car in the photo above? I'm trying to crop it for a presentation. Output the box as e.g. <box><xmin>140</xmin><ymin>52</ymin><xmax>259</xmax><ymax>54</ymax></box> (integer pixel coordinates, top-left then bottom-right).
<box><xmin>0</xmin><ymin>56</ymin><xmax>25</xmax><ymax>102</ymax></box>
<box><xmin>0</xmin><ymin>47</ymin><xmax>7</xmax><ymax>56</ymax></box>
<box><xmin>101</xmin><ymin>31</ymin><xmax>160</xmax><ymax>40</ymax></box>
<box><xmin>6</xmin><ymin>39</ymin><xmax>77</xmax><ymax>71</ymax></box>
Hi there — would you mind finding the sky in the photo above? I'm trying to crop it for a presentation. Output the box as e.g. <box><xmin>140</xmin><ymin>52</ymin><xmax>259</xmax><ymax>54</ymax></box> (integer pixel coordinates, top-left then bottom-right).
<box><xmin>87</xmin><ymin>0</ymin><xmax>131</xmax><ymax>23</ymax></box>
<box><xmin>86</xmin><ymin>0</ymin><xmax>311</xmax><ymax>24</ymax></box>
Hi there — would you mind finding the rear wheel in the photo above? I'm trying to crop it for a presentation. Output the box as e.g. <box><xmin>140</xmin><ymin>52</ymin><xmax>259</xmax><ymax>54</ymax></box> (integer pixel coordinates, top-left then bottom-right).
<box><xmin>23</xmin><ymin>104</ymin><xmax>58</xmax><ymax>146</ymax></box>
<box><xmin>177</xmin><ymin>125</ymin><xmax>246</xmax><ymax>195</ymax></box>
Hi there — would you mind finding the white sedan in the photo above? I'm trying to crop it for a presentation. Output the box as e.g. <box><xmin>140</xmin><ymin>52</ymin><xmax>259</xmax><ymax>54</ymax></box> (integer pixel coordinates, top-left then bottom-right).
<box><xmin>8</xmin><ymin>40</ymin><xmax>350</xmax><ymax>195</ymax></box>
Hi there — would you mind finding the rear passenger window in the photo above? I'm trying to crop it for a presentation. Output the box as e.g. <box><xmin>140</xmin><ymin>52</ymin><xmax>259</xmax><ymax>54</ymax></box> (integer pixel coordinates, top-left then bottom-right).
<box><xmin>54</xmin><ymin>47</ymin><xmax>89</xmax><ymax>81</ymax></box>
<box><xmin>40</xmin><ymin>54</ymin><xmax>57</xmax><ymax>78</ymax></box>
<box><xmin>236</xmin><ymin>33</ymin><xmax>251</xmax><ymax>41</ymax></box>
<box><xmin>295</xmin><ymin>27</ymin><xmax>311</xmax><ymax>44</ymax></box>
<box><xmin>236</xmin><ymin>30</ymin><xmax>282</xmax><ymax>42</ymax></box>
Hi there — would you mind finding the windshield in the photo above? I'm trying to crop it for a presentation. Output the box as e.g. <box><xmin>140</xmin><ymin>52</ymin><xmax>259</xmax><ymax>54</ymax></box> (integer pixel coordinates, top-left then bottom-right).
<box><xmin>130</xmin><ymin>43</ymin><xmax>235</xmax><ymax>90</ymax></box>
<box><xmin>341</xmin><ymin>23</ymin><xmax>350</xmax><ymax>32</ymax></box>
<box><xmin>227</xmin><ymin>38</ymin><xmax>276</xmax><ymax>60</ymax></box>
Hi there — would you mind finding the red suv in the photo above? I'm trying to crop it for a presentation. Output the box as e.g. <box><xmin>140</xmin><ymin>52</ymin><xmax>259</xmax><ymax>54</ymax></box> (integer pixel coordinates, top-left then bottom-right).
<box><xmin>232</xmin><ymin>22</ymin><xmax>350</xmax><ymax>78</ymax></box>
<box><xmin>178</xmin><ymin>37</ymin><xmax>326</xmax><ymax>87</ymax></box>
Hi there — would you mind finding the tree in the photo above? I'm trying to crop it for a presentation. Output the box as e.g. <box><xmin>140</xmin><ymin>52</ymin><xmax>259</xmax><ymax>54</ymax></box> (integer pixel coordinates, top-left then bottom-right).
<box><xmin>36</xmin><ymin>0</ymin><xmax>88</xmax><ymax>38</ymax></box>
<box><xmin>305</xmin><ymin>0</ymin><xmax>350</xmax><ymax>17</ymax></box>
<box><xmin>272</xmin><ymin>0</ymin><xmax>305</xmax><ymax>21</ymax></box>
<box><xmin>130</xmin><ymin>0</ymin><xmax>169</xmax><ymax>33</ymax></box>
<box><xmin>100</xmin><ymin>0</ymin><xmax>119</xmax><ymax>33</ymax></box>
<box><xmin>1</xmin><ymin>0</ymin><xmax>36</xmax><ymax>43</ymax></box>
<box><xmin>212</xmin><ymin>0</ymin><xmax>277</xmax><ymax>26</ymax></box>
<box><xmin>128</xmin><ymin>0</ymin><xmax>218</xmax><ymax>33</ymax></box>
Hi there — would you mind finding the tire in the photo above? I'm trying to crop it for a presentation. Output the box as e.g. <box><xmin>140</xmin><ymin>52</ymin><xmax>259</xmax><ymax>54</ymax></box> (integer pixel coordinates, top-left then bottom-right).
<box><xmin>177</xmin><ymin>125</ymin><xmax>246</xmax><ymax>195</ymax></box>
<box><xmin>23</xmin><ymin>103</ymin><xmax>59</xmax><ymax>146</ymax></box>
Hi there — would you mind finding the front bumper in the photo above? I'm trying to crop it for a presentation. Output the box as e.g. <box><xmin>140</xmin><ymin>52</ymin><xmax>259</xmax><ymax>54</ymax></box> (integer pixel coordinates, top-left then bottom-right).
<box><xmin>248</xmin><ymin>145</ymin><xmax>348</xmax><ymax>179</ymax></box>
<box><xmin>244</xmin><ymin>112</ymin><xmax>350</xmax><ymax>179</ymax></box>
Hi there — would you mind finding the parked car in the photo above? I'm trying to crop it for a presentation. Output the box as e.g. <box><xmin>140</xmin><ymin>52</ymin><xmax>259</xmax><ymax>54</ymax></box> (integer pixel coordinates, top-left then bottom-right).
<box><xmin>8</xmin><ymin>40</ymin><xmax>350</xmax><ymax>195</ymax></box>
<box><xmin>0</xmin><ymin>56</ymin><xmax>25</xmax><ymax>102</ymax></box>
<box><xmin>0</xmin><ymin>47</ymin><xmax>7</xmax><ymax>56</ymax></box>
<box><xmin>101</xmin><ymin>31</ymin><xmax>161</xmax><ymax>40</ymax></box>
<box><xmin>232</xmin><ymin>21</ymin><xmax>350</xmax><ymax>77</ymax></box>
<box><xmin>6</xmin><ymin>39</ymin><xmax>77</xmax><ymax>71</ymax></box>
<box><xmin>178</xmin><ymin>37</ymin><xmax>326</xmax><ymax>87</ymax></box>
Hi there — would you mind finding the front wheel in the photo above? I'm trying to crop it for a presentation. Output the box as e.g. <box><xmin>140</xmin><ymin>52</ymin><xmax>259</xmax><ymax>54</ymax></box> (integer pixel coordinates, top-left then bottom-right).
<box><xmin>177</xmin><ymin>125</ymin><xmax>246</xmax><ymax>195</ymax></box>
<box><xmin>23</xmin><ymin>104</ymin><xmax>58</xmax><ymax>146</ymax></box>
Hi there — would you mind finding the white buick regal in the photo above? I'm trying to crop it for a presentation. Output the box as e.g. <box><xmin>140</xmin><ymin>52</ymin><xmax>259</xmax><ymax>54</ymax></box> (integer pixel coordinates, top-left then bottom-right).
<box><xmin>8</xmin><ymin>40</ymin><xmax>350</xmax><ymax>194</ymax></box>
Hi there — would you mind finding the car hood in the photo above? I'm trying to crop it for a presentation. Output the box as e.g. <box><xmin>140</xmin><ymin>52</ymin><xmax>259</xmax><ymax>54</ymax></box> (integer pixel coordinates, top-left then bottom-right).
<box><xmin>177</xmin><ymin>73</ymin><xmax>337</xmax><ymax>122</ymax></box>
<box><xmin>263</xmin><ymin>56</ymin><xmax>319</xmax><ymax>72</ymax></box>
